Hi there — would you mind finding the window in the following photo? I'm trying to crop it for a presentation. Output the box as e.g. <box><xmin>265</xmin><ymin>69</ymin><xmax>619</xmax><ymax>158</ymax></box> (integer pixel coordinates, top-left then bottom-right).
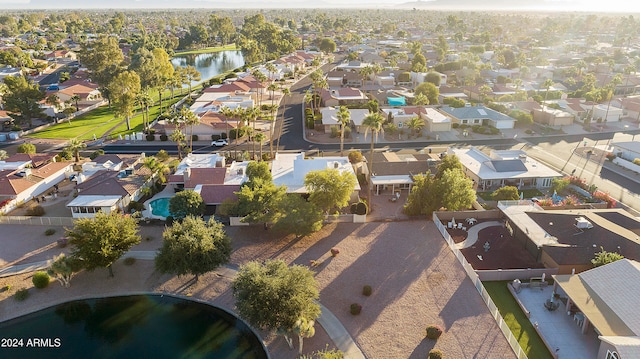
<box><xmin>462</xmin><ymin>119</ymin><xmax>468</xmax><ymax>124</ymax></box>
<box><xmin>606</xmin><ymin>350</ymin><xmax>619</xmax><ymax>359</ymax></box>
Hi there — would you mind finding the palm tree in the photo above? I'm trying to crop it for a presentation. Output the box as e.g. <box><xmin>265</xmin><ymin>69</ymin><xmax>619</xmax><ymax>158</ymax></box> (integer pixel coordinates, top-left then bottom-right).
<box><xmin>169</xmin><ymin>129</ymin><xmax>186</xmax><ymax>160</ymax></box>
<box><xmin>541</xmin><ymin>78</ymin><xmax>554</xmax><ymax>104</ymax></box>
<box><xmin>254</xmin><ymin>132</ymin><xmax>266</xmax><ymax>160</ymax></box>
<box><xmin>245</xmin><ymin>106</ymin><xmax>261</xmax><ymax>159</ymax></box>
<box><xmin>603</xmin><ymin>74</ymin><xmax>623</xmax><ymax>126</ymax></box>
<box><xmin>179</xmin><ymin>107</ymin><xmax>200</xmax><ymax>151</ymax></box>
<box><xmin>276</xmin><ymin>87</ymin><xmax>290</xmax><ymax>153</ymax></box>
<box><xmin>143</xmin><ymin>156</ymin><xmax>170</xmax><ymax>184</ymax></box>
<box><xmin>66</xmin><ymin>138</ymin><xmax>87</xmax><ymax>162</ymax></box>
<box><xmin>135</xmin><ymin>91</ymin><xmax>153</xmax><ymax>131</ymax></box>
<box><xmin>413</xmin><ymin>93</ymin><xmax>429</xmax><ymax>106</ymax></box>
<box><xmin>70</xmin><ymin>94</ymin><xmax>81</xmax><ymax>111</ymax></box>
<box><xmin>336</xmin><ymin>106</ymin><xmax>351</xmax><ymax>156</ymax></box>
<box><xmin>406</xmin><ymin>116</ymin><xmax>425</xmax><ymax>137</ymax></box>
<box><xmin>362</xmin><ymin>112</ymin><xmax>385</xmax><ymax>193</ymax></box>
<box><xmin>252</xmin><ymin>69</ymin><xmax>268</xmax><ymax>109</ymax></box>
<box><xmin>221</xmin><ymin>106</ymin><xmax>242</xmax><ymax>159</ymax></box>
<box><xmin>46</xmin><ymin>94</ymin><xmax>59</xmax><ymax>113</ymax></box>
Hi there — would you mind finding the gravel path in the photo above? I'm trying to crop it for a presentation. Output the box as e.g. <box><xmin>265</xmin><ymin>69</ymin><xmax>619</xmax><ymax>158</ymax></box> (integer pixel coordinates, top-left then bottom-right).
<box><xmin>0</xmin><ymin>221</ymin><xmax>516</xmax><ymax>359</ymax></box>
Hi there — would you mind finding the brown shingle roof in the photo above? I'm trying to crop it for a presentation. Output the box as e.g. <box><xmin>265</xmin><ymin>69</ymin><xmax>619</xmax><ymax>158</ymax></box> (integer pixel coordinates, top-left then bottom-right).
<box><xmin>200</xmin><ymin>184</ymin><xmax>240</xmax><ymax>204</ymax></box>
<box><xmin>185</xmin><ymin>167</ymin><xmax>226</xmax><ymax>188</ymax></box>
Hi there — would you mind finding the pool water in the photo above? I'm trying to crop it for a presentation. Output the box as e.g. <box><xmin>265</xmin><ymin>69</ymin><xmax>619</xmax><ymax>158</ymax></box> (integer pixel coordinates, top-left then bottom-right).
<box><xmin>150</xmin><ymin>197</ymin><xmax>172</xmax><ymax>218</ymax></box>
<box><xmin>0</xmin><ymin>295</ymin><xmax>268</xmax><ymax>359</ymax></box>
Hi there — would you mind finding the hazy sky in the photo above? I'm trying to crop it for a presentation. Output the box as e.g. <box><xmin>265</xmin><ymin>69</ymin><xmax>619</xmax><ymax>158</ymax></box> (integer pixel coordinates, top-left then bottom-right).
<box><xmin>0</xmin><ymin>0</ymin><xmax>639</xmax><ymax>12</ymax></box>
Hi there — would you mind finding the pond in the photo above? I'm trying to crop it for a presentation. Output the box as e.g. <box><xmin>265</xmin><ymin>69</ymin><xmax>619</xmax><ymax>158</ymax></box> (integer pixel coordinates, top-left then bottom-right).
<box><xmin>0</xmin><ymin>294</ymin><xmax>268</xmax><ymax>359</ymax></box>
<box><xmin>171</xmin><ymin>51</ymin><xmax>245</xmax><ymax>87</ymax></box>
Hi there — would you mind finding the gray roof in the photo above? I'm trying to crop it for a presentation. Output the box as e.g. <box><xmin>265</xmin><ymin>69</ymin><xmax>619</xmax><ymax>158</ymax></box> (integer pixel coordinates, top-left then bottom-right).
<box><xmin>440</xmin><ymin>105</ymin><xmax>515</xmax><ymax>122</ymax></box>
<box><xmin>487</xmin><ymin>159</ymin><xmax>527</xmax><ymax>173</ymax></box>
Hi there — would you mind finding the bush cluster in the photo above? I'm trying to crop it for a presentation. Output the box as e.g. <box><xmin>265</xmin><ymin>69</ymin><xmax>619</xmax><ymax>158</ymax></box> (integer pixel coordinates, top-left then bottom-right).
<box><xmin>27</xmin><ymin>205</ymin><xmax>45</xmax><ymax>216</ymax></box>
<box><xmin>32</xmin><ymin>271</ymin><xmax>50</xmax><ymax>289</ymax></box>
<box><xmin>44</xmin><ymin>228</ymin><xmax>56</xmax><ymax>236</ymax></box>
<box><xmin>146</xmin><ymin>134</ymin><xmax>155</xmax><ymax>141</ymax></box>
<box><xmin>350</xmin><ymin>303</ymin><xmax>362</xmax><ymax>315</ymax></box>
<box><xmin>362</xmin><ymin>285</ymin><xmax>372</xmax><ymax>296</ymax></box>
<box><xmin>160</xmin><ymin>134</ymin><xmax>168</xmax><ymax>141</ymax></box>
<box><xmin>426</xmin><ymin>325</ymin><xmax>443</xmax><ymax>340</ymax></box>
<box><xmin>428</xmin><ymin>349</ymin><xmax>443</xmax><ymax>359</ymax></box>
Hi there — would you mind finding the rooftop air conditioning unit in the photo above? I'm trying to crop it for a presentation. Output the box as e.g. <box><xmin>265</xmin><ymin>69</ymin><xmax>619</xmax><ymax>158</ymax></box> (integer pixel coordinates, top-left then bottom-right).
<box><xmin>575</xmin><ymin>217</ymin><xmax>593</xmax><ymax>229</ymax></box>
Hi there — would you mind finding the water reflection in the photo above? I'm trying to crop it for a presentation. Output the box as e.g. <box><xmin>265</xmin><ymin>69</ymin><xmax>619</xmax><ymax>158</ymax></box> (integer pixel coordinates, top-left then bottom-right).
<box><xmin>171</xmin><ymin>51</ymin><xmax>245</xmax><ymax>87</ymax></box>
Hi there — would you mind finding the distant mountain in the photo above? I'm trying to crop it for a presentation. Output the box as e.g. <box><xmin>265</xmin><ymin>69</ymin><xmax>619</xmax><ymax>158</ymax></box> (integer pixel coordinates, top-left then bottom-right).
<box><xmin>395</xmin><ymin>0</ymin><xmax>599</xmax><ymax>11</ymax></box>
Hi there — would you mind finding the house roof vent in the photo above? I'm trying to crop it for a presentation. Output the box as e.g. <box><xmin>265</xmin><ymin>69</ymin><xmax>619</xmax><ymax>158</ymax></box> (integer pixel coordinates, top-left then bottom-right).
<box><xmin>575</xmin><ymin>217</ymin><xmax>593</xmax><ymax>229</ymax></box>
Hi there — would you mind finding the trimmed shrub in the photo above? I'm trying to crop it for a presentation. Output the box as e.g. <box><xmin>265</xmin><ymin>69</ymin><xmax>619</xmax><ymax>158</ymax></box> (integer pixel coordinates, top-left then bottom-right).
<box><xmin>330</xmin><ymin>248</ymin><xmax>340</xmax><ymax>257</ymax></box>
<box><xmin>160</xmin><ymin>134</ymin><xmax>168</xmax><ymax>141</ymax></box>
<box><xmin>165</xmin><ymin>216</ymin><xmax>174</xmax><ymax>226</ymax></box>
<box><xmin>350</xmin><ymin>303</ymin><xmax>362</xmax><ymax>315</ymax></box>
<box><xmin>146</xmin><ymin>134</ymin><xmax>155</xmax><ymax>141</ymax></box>
<box><xmin>44</xmin><ymin>228</ymin><xmax>56</xmax><ymax>236</ymax></box>
<box><xmin>426</xmin><ymin>325</ymin><xmax>443</xmax><ymax>340</ymax></box>
<box><xmin>123</xmin><ymin>257</ymin><xmax>136</xmax><ymax>266</ymax></box>
<box><xmin>14</xmin><ymin>288</ymin><xmax>29</xmax><ymax>301</ymax></box>
<box><xmin>211</xmin><ymin>134</ymin><xmax>221</xmax><ymax>141</ymax></box>
<box><xmin>350</xmin><ymin>203</ymin><xmax>358</xmax><ymax>214</ymax></box>
<box><xmin>362</xmin><ymin>285</ymin><xmax>372</xmax><ymax>296</ymax></box>
<box><xmin>355</xmin><ymin>202</ymin><xmax>368</xmax><ymax>215</ymax></box>
<box><xmin>27</xmin><ymin>205</ymin><xmax>45</xmax><ymax>216</ymax></box>
<box><xmin>428</xmin><ymin>349</ymin><xmax>443</xmax><ymax>359</ymax></box>
<box><xmin>32</xmin><ymin>271</ymin><xmax>50</xmax><ymax>289</ymax></box>
<box><xmin>89</xmin><ymin>149</ymin><xmax>105</xmax><ymax>160</ymax></box>
<box><xmin>451</xmin><ymin>123</ymin><xmax>460</xmax><ymax>129</ymax></box>
<box><xmin>220</xmin><ymin>132</ymin><xmax>227</xmax><ymax>139</ymax></box>
<box><xmin>348</xmin><ymin>151</ymin><xmax>363</xmax><ymax>163</ymax></box>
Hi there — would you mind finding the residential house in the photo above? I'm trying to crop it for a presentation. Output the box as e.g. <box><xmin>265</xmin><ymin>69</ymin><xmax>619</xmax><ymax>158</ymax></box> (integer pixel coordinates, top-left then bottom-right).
<box><xmin>499</xmin><ymin>201</ymin><xmax>640</xmax><ymax>274</ymax></box>
<box><xmin>440</xmin><ymin>105</ymin><xmax>516</xmax><ymax>129</ymax></box>
<box><xmin>621</xmin><ymin>97</ymin><xmax>640</xmax><ymax>120</ymax></box>
<box><xmin>611</xmin><ymin>142</ymin><xmax>640</xmax><ymax>162</ymax></box>
<box><xmin>0</xmin><ymin>66</ymin><xmax>21</xmax><ymax>81</ymax></box>
<box><xmin>369</xmin><ymin>152</ymin><xmax>439</xmax><ymax>195</ymax></box>
<box><xmin>553</xmin><ymin>259</ymin><xmax>640</xmax><ymax>359</ymax></box>
<box><xmin>319</xmin><ymin>107</ymin><xmax>369</xmax><ymax>134</ymax></box>
<box><xmin>0</xmin><ymin>153</ymin><xmax>72</xmax><ymax>214</ymax></box>
<box><xmin>78</xmin><ymin>154</ymin><xmax>143</xmax><ymax>183</ymax></box>
<box><xmin>271</xmin><ymin>152</ymin><xmax>360</xmax><ymax>198</ymax></box>
<box><xmin>438</xmin><ymin>86</ymin><xmax>468</xmax><ymax>103</ymax></box>
<box><xmin>592</xmin><ymin>103</ymin><xmax>623</xmax><ymax>123</ymax></box>
<box><xmin>448</xmin><ymin>147</ymin><xmax>561</xmax><ymax>191</ymax></box>
<box><xmin>320</xmin><ymin>88</ymin><xmax>368</xmax><ymax>107</ymax></box>
<box><xmin>532</xmin><ymin>106</ymin><xmax>575</xmax><ymax>126</ymax></box>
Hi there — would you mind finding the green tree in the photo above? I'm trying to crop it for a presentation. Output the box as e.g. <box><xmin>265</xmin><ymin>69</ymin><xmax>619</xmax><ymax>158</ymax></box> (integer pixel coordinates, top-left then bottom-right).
<box><xmin>414</xmin><ymin>82</ymin><xmax>439</xmax><ymax>105</ymax></box>
<box><xmin>3</xmin><ymin>75</ymin><xmax>45</xmax><ymax>127</ymax></box>
<box><xmin>169</xmin><ymin>129</ymin><xmax>186</xmax><ymax>160</ymax></box>
<box><xmin>305</xmin><ymin>169</ymin><xmax>357</xmax><ymax>214</ymax></box>
<box><xmin>272</xmin><ymin>194</ymin><xmax>324</xmax><ymax>238</ymax></box>
<box><xmin>135</xmin><ymin>90</ymin><xmax>153</xmax><ymax>131</ymax></box>
<box><xmin>425</xmin><ymin>72</ymin><xmax>442</xmax><ymax>86</ymax></box>
<box><xmin>233</xmin><ymin>259</ymin><xmax>321</xmax><ymax>351</ymax></box>
<box><xmin>413</xmin><ymin>93</ymin><xmax>429</xmax><ymax>106</ymax></box>
<box><xmin>169</xmin><ymin>190</ymin><xmax>205</xmax><ymax>220</ymax></box>
<box><xmin>109</xmin><ymin>70</ymin><xmax>141</xmax><ymax>131</ymax></box>
<box><xmin>300</xmin><ymin>347</ymin><xmax>344</xmax><ymax>359</ymax></box>
<box><xmin>591</xmin><ymin>247</ymin><xmax>624</xmax><ymax>267</ymax></box>
<box><xmin>436</xmin><ymin>154</ymin><xmax>464</xmax><ymax>179</ymax></box>
<box><xmin>403</xmin><ymin>172</ymin><xmax>439</xmax><ymax>216</ymax></box>
<box><xmin>411</xmin><ymin>53</ymin><xmax>427</xmax><ymax>72</ymax></box>
<box><xmin>183</xmin><ymin>65</ymin><xmax>201</xmax><ymax>95</ymax></box>
<box><xmin>66</xmin><ymin>138</ymin><xmax>86</xmax><ymax>163</ymax></box>
<box><xmin>236</xmin><ymin>178</ymin><xmax>286</xmax><ymax>224</ymax></box>
<box><xmin>67</xmin><ymin>211</ymin><xmax>141</xmax><ymax>277</ymax></box>
<box><xmin>47</xmin><ymin>254</ymin><xmax>81</xmax><ymax>288</ymax></box>
<box><xmin>336</xmin><ymin>106</ymin><xmax>351</xmax><ymax>156</ymax></box>
<box><xmin>129</xmin><ymin>47</ymin><xmax>174</xmax><ymax>112</ymax></box>
<box><xmin>245</xmin><ymin>161</ymin><xmax>272</xmax><ymax>185</ymax></box>
<box><xmin>16</xmin><ymin>142</ymin><xmax>36</xmax><ymax>154</ymax></box>
<box><xmin>319</xmin><ymin>38</ymin><xmax>337</xmax><ymax>54</ymax></box>
<box><xmin>492</xmin><ymin>186</ymin><xmax>519</xmax><ymax>201</ymax></box>
<box><xmin>406</xmin><ymin>116</ymin><xmax>425</xmax><ymax>137</ymax></box>
<box><xmin>80</xmin><ymin>35</ymin><xmax>124</xmax><ymax>102</ymax></box>
<box><xmin>438</xmin><ymin>168</ymin><xmax>476</xmax><ymax>211</ymax></box>
<box><xmin>70</xmin><ymin>94</ymin><xmax>81</xmax><ymax>112</ymax></box>
<box><xmin>155</xmin><ymin>216</ymin><xmax>231</xmax><ymax>281</ymax></box>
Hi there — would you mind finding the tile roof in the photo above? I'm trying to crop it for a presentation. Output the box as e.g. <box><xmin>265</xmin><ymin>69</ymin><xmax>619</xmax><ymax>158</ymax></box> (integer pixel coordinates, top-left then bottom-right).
<box><xmin>185</xmin><ymin>167</ymin><xmax>226</xmax><ymax>188</ymax></box>
<box><xmin>199</xmin><ymin>184</ymin><xmax>240</xmax><ymax>204</ymax></box>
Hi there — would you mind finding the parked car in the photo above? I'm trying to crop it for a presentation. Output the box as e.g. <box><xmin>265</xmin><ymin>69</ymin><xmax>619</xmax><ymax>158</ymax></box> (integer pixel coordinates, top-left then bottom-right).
<box><xmin>212</xmin><ymin>139</ymin><xmax>228</xmax><ymax>147</ymax></box>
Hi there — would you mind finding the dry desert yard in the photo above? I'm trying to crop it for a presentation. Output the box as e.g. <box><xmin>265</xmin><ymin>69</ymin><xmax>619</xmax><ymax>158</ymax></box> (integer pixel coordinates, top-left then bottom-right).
<box><xmin>0</xmin><ymin>221</ymin><xmax>515</xmax><ymax>359</ymax></box>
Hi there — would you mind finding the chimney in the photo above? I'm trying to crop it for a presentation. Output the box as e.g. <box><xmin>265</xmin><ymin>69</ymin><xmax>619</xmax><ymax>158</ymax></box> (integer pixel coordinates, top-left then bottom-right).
<box><xmin>184</xmin><ymin>168</ymin><xmax>191</xmax><ymax>182</ymax></box>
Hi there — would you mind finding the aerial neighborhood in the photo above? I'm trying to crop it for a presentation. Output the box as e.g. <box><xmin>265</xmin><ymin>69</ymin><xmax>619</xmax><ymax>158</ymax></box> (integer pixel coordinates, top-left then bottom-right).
<box><xmin>1</xmin><ymin>6</ymin><xmax>640</xmax><ymax>359</ymax></box>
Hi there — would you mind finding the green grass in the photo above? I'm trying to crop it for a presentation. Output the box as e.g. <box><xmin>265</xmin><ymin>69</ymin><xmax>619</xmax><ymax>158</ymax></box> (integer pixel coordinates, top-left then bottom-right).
<box><xmin>483</xmin><ymin>281</ymin><xmax>553</xmax><ymax>359</ymax></box>
<box><xmin>108</xmin><ymin>97</ymin><xmax>181</xmax><ymax>139</ymax></box>
<box><xmin>521</xmin><ymin>189</ymin><xmax>544</xmax><ymax>198</ymax></box>
<box><xmin>173</xmin><ymin>44</ymin><xmax>238</xmax><ymax>56</ymax></box>
<box><xmin>27</xmin><ymin>106</ymin><xmax>118</xmax><ymax>139</ymax></box>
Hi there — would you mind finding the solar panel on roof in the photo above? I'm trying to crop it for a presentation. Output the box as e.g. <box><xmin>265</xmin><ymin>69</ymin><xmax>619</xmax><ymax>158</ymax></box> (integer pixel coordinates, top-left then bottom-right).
<box><xmin>477</xmin><ymin>109</ymin><xmax>487</xmax><ymax>116</ymax></box>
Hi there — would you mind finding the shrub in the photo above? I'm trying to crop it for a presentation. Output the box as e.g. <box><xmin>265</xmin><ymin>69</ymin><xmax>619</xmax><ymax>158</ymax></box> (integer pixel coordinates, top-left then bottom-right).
<box><xmin>14</xmin><ymin>288</ymin><xmax>29</xmax><ymax>301</ymax></box>
<box><xmin>2</xmin><ymin>284</ymin><xmax>11</xmax><ymax>292</ymax></box>
<box><xmin>350</xmin><ymin>203</ymin><xmax>358</xmax><ymax>214</ymax></box>
<box><xmin>17</xmin><ymin>143</ymin><xmax>36</xmax><ymax>154</ymax></box>
<box><xmin>355</xmin><ymin>202</ymin><xmax>368</xmax><ymax>215</ymax></box>
<box><xmin>348</xmin><ymin>151</ymin><xmax>363</xmax><ymax>163</ymax></box>
<box><xmin>160</xmin><ymin>134</ymin><xmax>168</xmax><ymax>141</ymax></box>
<box><xmin>27</xmin><ymin>205</ymin><xmax>45</xmax><ymax>216</ymax></box>
<box><xmin>451</xmin><ymin>123</ymin><xmax>460</xmax><ymax>129</ymax></box>
<box><xmin>362</xmin><ymin>285</ymin><xmax>372</xmax><ymax>296</ymax></box>
<box><xmin>350</xmin><ymin>303</ymin><xmax>362</xmax><ymax>315</ymax></box>
<box><xmin>89</xmin><ymin>149</ymin><xmax>105</xmax><ymax>160</ymax></box>
<box><xmin>128</xmin><ymin>201</ymin><xmax>145</xmax><ymax>212</ymax></box>
<box><xmin>146</xmin><ymin>134</ymin><xmax>155</xmax><ymax>141</ymax></box>
<box><xmin>426</xmin><ymin>325</ymin><xmax>443</xmax><ymax>340</ymax></box>
<box><xmin>356</xmin><ymin>173</ymin><xmax>368</xmax><ymax>186</ymax></box>
<box><xmin>32</xmin><ymin>271</ymin><xmax>50</xmax><ymax>289</ymax></box>
<box><xmin>44</xmin><ymin>228</ymin><xmax>56</xmax><ymax>236</ymax></box>
<box><xmin>220</xmin><ymin>132</ymin><xmax>227</xmax><ymax>139</ymax></box>
<box><xmin>634</xmin><ymin>158</ymin><xmax>640</xmax><ymax>166</ymax></box>
<box><xmin>330</xmin><ymin>126</ymin><xmax>340</xmax><ymax>138</ymax></box>
<box><xmin>123</xmin><ymin>257</ymin><xmax>136</xmax><ymax>266</ymax></box>
<box><xmin>211</xmin><ymin>134</ymin><xmax>221</xmax><ymax>141</ymax></box>
<box><xmin>165</xmin><ymin>216</ymin><xmax>174</xmax><ymax>226</ymax></box>
<box><xmin>428</xmin><ymin>349</ymin><xmax>443</xmax><ymax>359</ymax></box>
<box><xmin>330</xmin><ymin>248</ymin><xmax>340</xmax><ymax>257</ymax></box>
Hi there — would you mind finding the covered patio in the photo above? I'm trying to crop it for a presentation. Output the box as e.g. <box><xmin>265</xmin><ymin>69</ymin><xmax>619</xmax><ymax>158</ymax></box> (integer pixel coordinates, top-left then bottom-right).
<box><xmin>370</xmin><ymin>175</ymin><xmax>413</xmax><ymax>196</ymax></box>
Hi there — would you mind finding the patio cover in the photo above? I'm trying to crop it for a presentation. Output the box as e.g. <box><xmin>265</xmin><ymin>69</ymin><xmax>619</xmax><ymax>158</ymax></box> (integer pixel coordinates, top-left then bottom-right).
<box><xmin>370</xmin><ymin>175</ymin><xmax>413</xmax><ymax>186</ymax></box>
<box><xmin>553</xmin><ymin>259</ymin><xmax>640</xmax><ymax>337</ymax></box>
<box><xmin>66</xmin><ymin>195</ymin><xmax>121</xmax><ymax>208</ymax></box>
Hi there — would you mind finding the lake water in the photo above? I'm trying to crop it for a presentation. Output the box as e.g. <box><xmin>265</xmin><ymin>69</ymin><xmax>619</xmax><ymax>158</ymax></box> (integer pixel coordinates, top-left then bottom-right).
<box><xmin>171</xmin><ymin>50</ymin><xmax>245</xmax><ymax>87</ymax></box>
<box><xmin>0</xmin><ymin>294</ymin><xmax>268</xmax><ymax>359</ymax></box>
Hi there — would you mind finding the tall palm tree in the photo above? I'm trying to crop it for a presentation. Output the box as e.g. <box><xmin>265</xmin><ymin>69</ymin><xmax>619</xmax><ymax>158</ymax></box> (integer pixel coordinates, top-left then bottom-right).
<box><xmin>169</xmin><ymin>130</ymin><xmax>186</xmax><ymax>160</ymax></box>
<box><xmin>603</xmin><ymin>74</ymin><xmax>623</xmax><ymax>126</ymax></box>
<box><xmin>276</xmin><ymin>87</ymin><xmax>290</xmax><ymax>153</ymax></box>
<box><xmin>362</xmin><ymin>112</ymin><xmax>385</xmax><ymax>192</ymax></box>
<box><xmin>336</xmin><ymin>106</ymin><xmax>351</xmax><ymax>156</ymax></box>
<box><xmin>252</xmin><ymin>70</ymin><xmax>268</xmax><ymax>109</ymax></box>
<box><xmin>143</xmin><ymin>156</ymin><xmax>170</xmax><ymax>184</ymax></box>
<box><xmin>66</xmin><ymin>138</ymin><xmax>86</xmax><ymax>163</ymax></box>
<box><xmin>541</xmin><ymin>78</ymin><xmax>554</xmax><ymax>104</ymax></box>
<box><xmin>254</xmin><ymin>132</ymin><xmax>266</xmax><ymax>160</ymax></box>
<box><xmin>135</xmin><ymin>91</ymin><xmax>153</xmax><ymax>131</ymax></box>
<box><xmin>221</xmin><ymin>106</ymin><xmax>242</xmax><ymax>159</ymax></box>
<box><xmin>179</xmin><ymin>107</ymin><xmax>200</xmax><ymax>151</ymax></box>
<box><xmin>245</xmin><ymin>106</ymin><xmax>261</xmax><ymax>159</ymax></box>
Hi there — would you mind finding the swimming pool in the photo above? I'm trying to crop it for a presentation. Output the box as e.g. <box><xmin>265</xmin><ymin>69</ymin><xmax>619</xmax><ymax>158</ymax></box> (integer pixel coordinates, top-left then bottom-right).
<box><xmin>150</xmin><ymin>197</ymin><xmax>172</xmax><ymax>218</ymax></box>
<box><xmin>0</xmin><ymin>294</ymin><xmax>269</xmax><ymax>359</ymax></box>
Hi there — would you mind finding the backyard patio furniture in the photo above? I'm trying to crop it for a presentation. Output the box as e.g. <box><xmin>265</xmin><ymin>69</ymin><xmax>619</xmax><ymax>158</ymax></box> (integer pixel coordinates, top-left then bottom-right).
<box><xmin>457</xmin><ymin>223</ymin><xmax>463</xmax><ymax>230</ymax></box>
<box><xmin>544</xmin><ymin>299</ymin><xmax>560</xmax><ymax>311</ymax></box>
<box><xmin>466</xmin><ymin>218</ymin><xmax>477</xmax><ymax>225</ymax></box>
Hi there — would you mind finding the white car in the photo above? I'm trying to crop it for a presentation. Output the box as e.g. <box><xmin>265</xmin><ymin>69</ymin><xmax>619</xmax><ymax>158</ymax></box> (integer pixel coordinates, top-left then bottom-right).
<box><xmin>212</xmin><ymin>139</ymin><xmax>228</xmax><ymax>147</ymax></box>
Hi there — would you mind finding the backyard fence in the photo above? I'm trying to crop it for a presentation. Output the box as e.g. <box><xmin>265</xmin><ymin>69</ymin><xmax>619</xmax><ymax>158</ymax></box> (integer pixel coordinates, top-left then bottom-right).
<box><xmin>476</xmin><ymin>268</ymin><xmax>558</xmax><ymax>281</ymax></box>
<box><xmin>0</xmin><ymin>216</ymin><xmax>74</xmax><ymax>227</ymax></box>
<box><xmin>433</xmin><ymin>212</ymin><xmax>529</xmax><ymax>359</ymax></box>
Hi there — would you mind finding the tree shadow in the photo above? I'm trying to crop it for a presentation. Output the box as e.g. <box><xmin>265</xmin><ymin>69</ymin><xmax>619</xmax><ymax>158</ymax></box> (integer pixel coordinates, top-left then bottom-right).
<box><xmin>408</xmin><ymin>338</ymin><xmax>436</xmax><ymax>359</ymax></box>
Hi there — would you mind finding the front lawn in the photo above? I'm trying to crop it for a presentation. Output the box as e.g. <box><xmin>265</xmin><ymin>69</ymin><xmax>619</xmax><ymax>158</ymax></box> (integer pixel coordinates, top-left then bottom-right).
<box><xmin>27</xmin><ymin>106</ymin><xmax>117</xmax><ymax>140</ymax></box>
<box><xmin>483</xmin><ymin>281</ymin><xmax>553</xmax><ymax>359</ymax></box>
